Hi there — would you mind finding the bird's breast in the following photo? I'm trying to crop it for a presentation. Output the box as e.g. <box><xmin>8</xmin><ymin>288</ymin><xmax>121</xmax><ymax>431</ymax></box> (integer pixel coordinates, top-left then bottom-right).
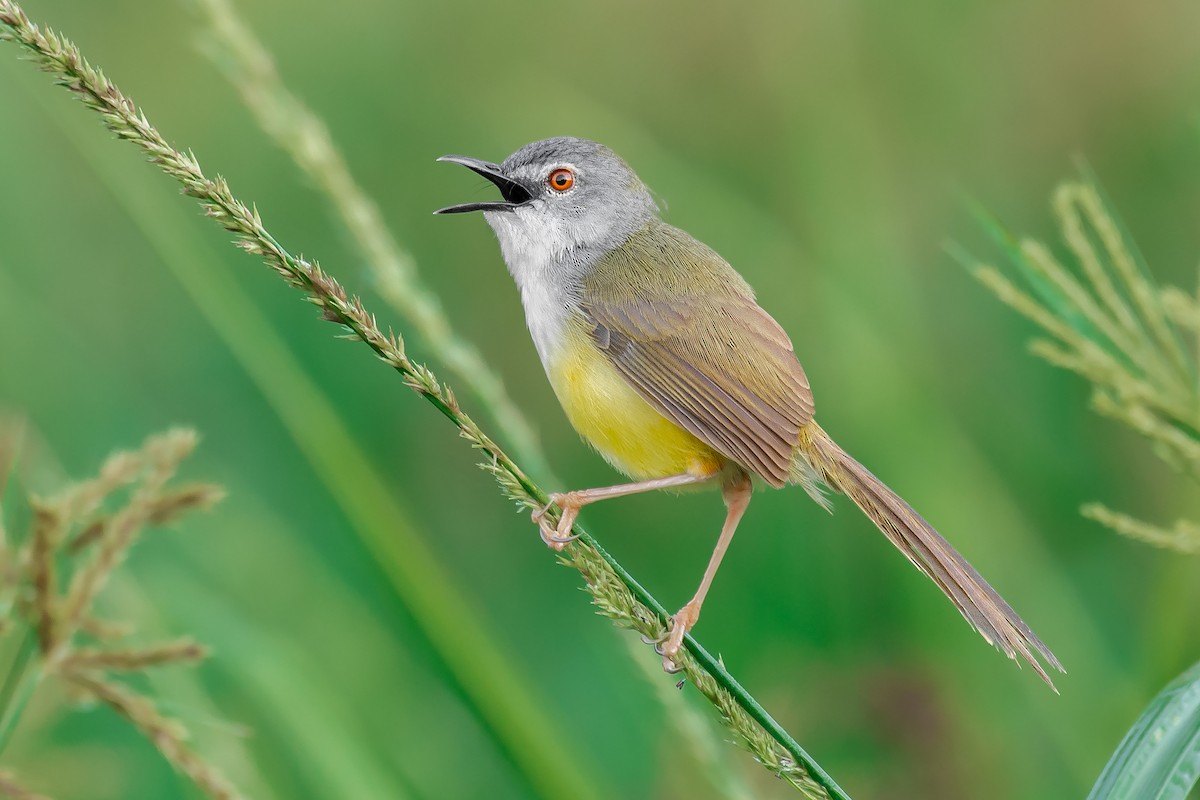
<box><xmin>545</xmin><ymin>318</ymin><xmax>723</xmax><ymax>481</ymax></box>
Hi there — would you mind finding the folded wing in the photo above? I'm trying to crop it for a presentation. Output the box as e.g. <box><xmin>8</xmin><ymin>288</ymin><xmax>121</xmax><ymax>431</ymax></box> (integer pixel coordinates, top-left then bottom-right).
<box><xmin>581</xmin><ymin>222</ymin><xmax>813</xmax><ymax>486</ymax></box>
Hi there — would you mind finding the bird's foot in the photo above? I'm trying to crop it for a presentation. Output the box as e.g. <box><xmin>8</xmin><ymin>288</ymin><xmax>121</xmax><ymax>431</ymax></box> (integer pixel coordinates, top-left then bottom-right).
<box><xmin>532</xmin><ymin>492</ymin><xmax>582</xmax><ymax>551</ymax></box>
<box><xmin>654</xmin><ymin>601</ymin><xmax>701</xmax><ymax>673</ymax></box>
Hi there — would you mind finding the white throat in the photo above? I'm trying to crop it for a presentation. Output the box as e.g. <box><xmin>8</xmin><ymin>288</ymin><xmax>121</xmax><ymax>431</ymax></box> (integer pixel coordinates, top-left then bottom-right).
<box><xmin>484</xmin><ymin>206</ymin><xmax>585</xmax><ymax>369</ymax></box>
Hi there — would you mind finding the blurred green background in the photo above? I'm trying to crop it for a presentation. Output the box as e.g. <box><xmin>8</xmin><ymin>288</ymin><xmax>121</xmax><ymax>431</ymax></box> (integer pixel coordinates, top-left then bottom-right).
<box><xmin>2</xmin><ymin>0</ymin><xmax>1200</xmax><ymax>797</ymax></box>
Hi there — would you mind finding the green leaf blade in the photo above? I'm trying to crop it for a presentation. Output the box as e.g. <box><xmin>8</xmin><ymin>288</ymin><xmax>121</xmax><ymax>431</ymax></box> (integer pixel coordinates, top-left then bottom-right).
<box><xmin>1088</xmin><ymin>659</ymin><xmax>1200</xmax><ymax>800</ymax></box>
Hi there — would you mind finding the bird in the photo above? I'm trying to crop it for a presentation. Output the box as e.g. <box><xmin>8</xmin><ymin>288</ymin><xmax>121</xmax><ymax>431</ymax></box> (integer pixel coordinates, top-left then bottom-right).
<box><xmin>435</xmin><ymin>136</ymin><xmax>1062</xmax><ymax>686</ymax></box>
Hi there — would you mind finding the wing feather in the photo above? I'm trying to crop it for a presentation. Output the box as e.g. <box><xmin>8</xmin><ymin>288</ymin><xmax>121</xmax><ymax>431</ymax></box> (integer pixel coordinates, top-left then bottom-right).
<box><xmin>581</xmin><ymin>221</ymin><xmax>814</xmax><ymax>486</ymax></box>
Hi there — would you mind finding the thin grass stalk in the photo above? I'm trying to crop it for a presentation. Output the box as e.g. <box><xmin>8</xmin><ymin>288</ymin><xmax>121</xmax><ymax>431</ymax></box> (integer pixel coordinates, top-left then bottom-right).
<box><xmin>971</xmin><ymin>263</ymin><xmax>1108</xmax><ymax>361</ymax></box>
<box><xmin>1162</xmin><ymin>277</ymin><xmax>1200</xmax><ymax>396</ymax></box>
<box><xmin>1053</xmin><ymin>186</ymin><xmax>1166</xmax><ymax>381</ymax></box>
<box><xmin>1081</xmin><ymin>504</ymin><xmax>1200</xmax><ymax>554</ymax></box>
<box><xmin>27</xmin><ymin>502</ymin><xmax>58</xmax><ymax>654</ymax></box>
<box><xmin>1056</xmin><ymin>184</ymin><xmax>1191</xmax><ymax>400</ymax></box>
<box><xmin>1194</xmin><ymin>274</ymin><xmax>1200</xmax><ymax>397</ymax></box>
<box><xmin>0</xmin><ymin>4</ymin><xmax>847</xmax><ymax>796</ymax></box>
<box><xmin>159</xmin><ymin>573</ymin><xmax>423</xmax><ymax>799</ymax></box>
<box><xmin>0</xmin><ymin>428</ymin><xmax>243</xmax><ymax>798</ymax></box>
<box><xmin>61</xmin><ymin>639</ymin><xmax>208</xmax><ymax>671</ymax></box>
<box><xmin>0</xmin><ymin>632</ymin><xmax>38</xmax><ymax>756</ymax></box>
<box><xmin>9</xmin><ymin>78</ymin><xmax>601</xmax><ymax>800</ymax></box>
<box><xmin>1024</xmin><ymin>340</ymin><xmax>1192</xmax><ymax>443</ymax></box>
<box><xmin>66</xmin><ymin>671</ymin><xmax>241</xmax><ymax>800</ymax></box>
<box><xmin>1053</xmin><ymin>185</ymin><xmax>1141</xmax><ymax>336</ymax></box>
<box><xmin>974</xmin><ymin>265</ymin><xmax>1193</xmax><ymax>423</ymax></box>
<box><xmin>190</xmin><ymin>0</ymin><xmax>553</xmax><ymax>481</ymax></box>
<box><xmin>1088</xmin><ymin>393</ymin><xmax>1200</xmax><ymax>472</ymax></box>
<box><xmin>624</xmin><ymin>637</ymin><xmax>757</xmax><ymax>800</ymax></box>
<box><xmin>1075</xmin><ymin>181</ymin><xmax>1193</xmax><ymax>381</ymax></box>
<box><xmin>101</xmin><ymin>579</ymin><xmax>276</xmax><ymax>800</ymax></box>
<box><xmin>1190</xmin><ymin>275</ymin><xmax>1200</xmax><ymax>400</ymax></box>
<box><xmin>54</xmin><ymin>430</ymin><xmax>195</xmax><ymax>661</ymax></box>
<box><xmin>193</xmin><ymin>3</ymin><xmax>759</xmax><ymax>784</ymax></box>
<box><xmin>0</xmin><ymin>419</ymin><xmax>21</xmax><ymax>508</ymax></box>
<box><xmin>1018</xmin><ymin>238</ymin><xmax>1142</xmax><ymax>363</ymax></box>
<box><xmin>0</xmin><ymin>425</ymin><xmax>27</xmax><ymax>634</ymax></box>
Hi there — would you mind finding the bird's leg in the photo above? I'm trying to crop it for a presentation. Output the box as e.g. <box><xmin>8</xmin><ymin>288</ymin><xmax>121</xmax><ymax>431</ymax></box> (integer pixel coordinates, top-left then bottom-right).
<box><xmin>657</xmin><ymin>473</ymin><xmax>752</xmax><ymax>672</ymax></box>
<box><xmin>533</xmin><ymin>472</ymin><xmax>717</xmax><ymax>550</ymax></box>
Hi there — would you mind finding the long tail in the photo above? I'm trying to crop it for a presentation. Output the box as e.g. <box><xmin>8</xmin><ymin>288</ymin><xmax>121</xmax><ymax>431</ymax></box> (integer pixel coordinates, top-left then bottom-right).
<box><xmin>797</xmin><ymin>423</ymin><xmax>1063</xmax><ymax>689</ymax></box>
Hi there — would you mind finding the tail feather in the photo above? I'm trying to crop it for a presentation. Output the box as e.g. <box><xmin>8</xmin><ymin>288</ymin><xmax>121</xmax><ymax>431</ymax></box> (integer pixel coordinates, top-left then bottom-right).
<box><xmin>798</xmin><ymin>424</ymin><xmax>1063</xmax><ymax>689</ymax></box>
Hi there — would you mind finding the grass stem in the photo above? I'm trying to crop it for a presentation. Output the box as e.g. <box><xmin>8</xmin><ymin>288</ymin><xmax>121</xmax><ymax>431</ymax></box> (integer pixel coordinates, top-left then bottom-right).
<box><xmin>0</xmin><ymin>632</ymin><xmax>38</xmax><ymax>758</ymax></box>
<box><xmin>191</xmin><ymin>0</ymin><xmax>554</xmax><ymax>481</ymax></box>
<box><xmin>0</xmin><ymin>3</ymin><xmax>849</xmax><ymax>796</ymax></box>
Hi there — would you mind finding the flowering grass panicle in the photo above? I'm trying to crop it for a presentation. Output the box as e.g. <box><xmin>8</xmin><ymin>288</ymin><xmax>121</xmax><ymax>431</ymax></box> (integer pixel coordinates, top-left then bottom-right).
<box><xmin>962</xmin><ymin>176</ymin><xmax>1200</xmax><ymax>554</ymax></box>
<box><xmin>0</xmin><ymin>422</ymin><xmax>239</xmax><ymax>799</ymax></box>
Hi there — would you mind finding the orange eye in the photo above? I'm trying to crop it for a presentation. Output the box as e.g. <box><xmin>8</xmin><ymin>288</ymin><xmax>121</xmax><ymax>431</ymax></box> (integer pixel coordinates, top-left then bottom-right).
<box><xmin>548</xmin><ymin>168</ymin><xmax>575</xmax><ymax>192</ymax></box>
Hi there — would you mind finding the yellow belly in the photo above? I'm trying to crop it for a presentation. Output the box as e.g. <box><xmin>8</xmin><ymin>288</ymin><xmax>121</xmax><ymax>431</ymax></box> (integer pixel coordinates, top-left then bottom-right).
<box><xmin>546</xmin><ymin>325</ymin><xmax>723</xmax><ymax>480</ymax></box>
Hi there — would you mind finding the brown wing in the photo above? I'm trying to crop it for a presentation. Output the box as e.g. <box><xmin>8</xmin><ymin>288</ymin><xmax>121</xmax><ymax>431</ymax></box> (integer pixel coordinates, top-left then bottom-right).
<box><xmin>582</xmin><ymin>222</ymin><xmax>814</xmax><ymax>486</ymax></box>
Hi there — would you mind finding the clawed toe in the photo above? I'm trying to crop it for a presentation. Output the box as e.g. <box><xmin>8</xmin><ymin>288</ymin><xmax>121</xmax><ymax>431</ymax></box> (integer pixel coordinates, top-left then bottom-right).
<box><xmin>651</xmin><ymin>603</ymin><xmax>701</xmax><ymax>673</ymax></box>
<box><xmin>652</xmin><ymin>629</ymin><xmax>687</xmax><ymax>673</ymax></box>
<box><xmin>531</xmin><ymin>500</ymin><xmax>554</xmax><ymax>523</ymax></box>
<box><xmin>533</xmin><ymin>494</ymin><xmax>580</xmax><ymax>551</ymax></box>
<box><xmin>653</xmin><ymin>638</ymin><xmax>685</xmax><ymax>673</ymax></box>
<box><xmin>538</xmin><ymin>523</ymin><xmax>580</xmax><ymax>550</ymax></box>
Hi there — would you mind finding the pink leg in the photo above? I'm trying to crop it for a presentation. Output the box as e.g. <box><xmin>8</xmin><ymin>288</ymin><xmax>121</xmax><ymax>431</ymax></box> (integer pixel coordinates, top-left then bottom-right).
<box><xmin>658</xmin><ymin>473</ymin><xmax>753</xmax><ymax>672</ymax></box>
<box><xmin>533</xmin><ymin>472</ymin><xmax>717</xmax><ymax>551</ymax></box>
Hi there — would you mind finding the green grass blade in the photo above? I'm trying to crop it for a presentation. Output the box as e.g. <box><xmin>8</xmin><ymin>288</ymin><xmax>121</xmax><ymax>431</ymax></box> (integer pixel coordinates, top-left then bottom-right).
<box><xmin>159</xmin><ymin>571</ymin><xmax>420</xmax><ymax>800</ymax></box>
<box><xmin>964</xmin><ymin>199</ymin><xmax>1097</xmax><ymax>339</ymax></box>
<box><xmin>1087</xmin><ymin>659</ymin><xmax>1200</xmax><ymax>800</ymax></box>
<box><xmin>0</xmin><ymin>630</ymin><xmax>40</xmax><ymax>757</ymax></box>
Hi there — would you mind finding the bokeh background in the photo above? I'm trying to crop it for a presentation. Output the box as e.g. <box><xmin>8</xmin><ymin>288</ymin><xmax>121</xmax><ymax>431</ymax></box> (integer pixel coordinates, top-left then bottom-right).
<box><xmin>2</xmin><ymin>0</ymin><xmax>1200</xmax><ymax>797</ymax></box>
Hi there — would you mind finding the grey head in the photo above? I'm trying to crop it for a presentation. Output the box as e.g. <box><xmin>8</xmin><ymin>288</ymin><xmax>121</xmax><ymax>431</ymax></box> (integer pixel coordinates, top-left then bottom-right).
<box><xmin>435</xmin><ymin>137</ymin><xmax>659</xmax><ymax>273</ymax></box>
<box><xmin>435</xmin><ymin>137</ymin><xmax>661</xmax><ymax>366</ymax></box>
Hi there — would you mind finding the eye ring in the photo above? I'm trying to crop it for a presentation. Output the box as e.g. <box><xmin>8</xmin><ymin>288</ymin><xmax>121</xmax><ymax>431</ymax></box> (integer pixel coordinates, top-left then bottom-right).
<box><xmin>547</xmin><ymin>167</ymin><xmax>575</xmax><ymax>192</ymax></box>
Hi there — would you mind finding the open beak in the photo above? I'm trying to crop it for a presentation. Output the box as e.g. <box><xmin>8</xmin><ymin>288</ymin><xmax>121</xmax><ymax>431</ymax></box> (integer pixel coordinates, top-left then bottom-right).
<box><xmin>433</xmin><ymin>155</ymin><xmax>534</xmax><ymax>214</ymax></box>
